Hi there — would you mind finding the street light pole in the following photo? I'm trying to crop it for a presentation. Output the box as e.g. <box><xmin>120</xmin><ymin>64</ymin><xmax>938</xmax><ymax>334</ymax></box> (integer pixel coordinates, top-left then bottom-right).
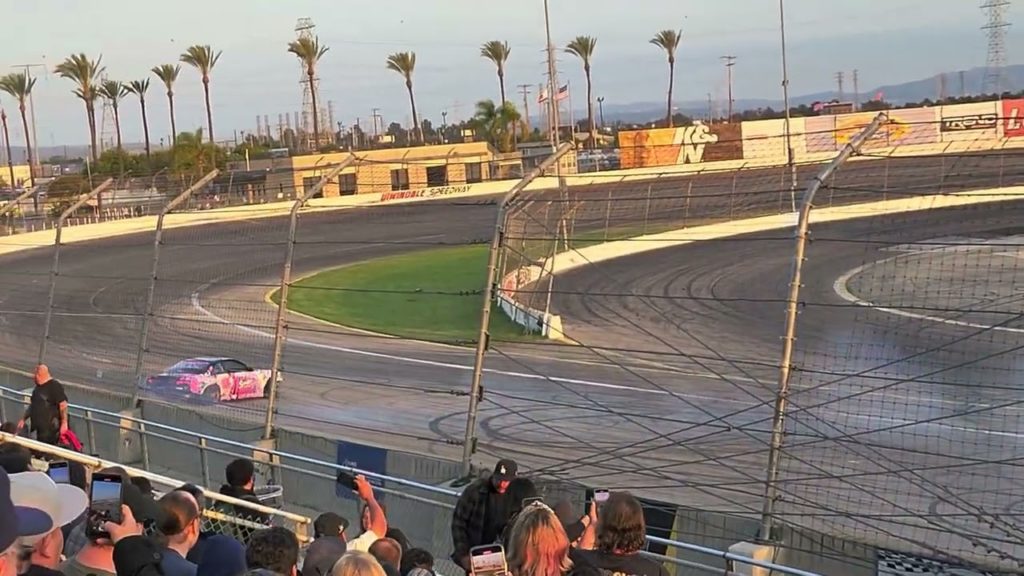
<box><xmin>779</xmin><ymin>0</ymin><xmax>797</xmax><ymax>212</ymax></box>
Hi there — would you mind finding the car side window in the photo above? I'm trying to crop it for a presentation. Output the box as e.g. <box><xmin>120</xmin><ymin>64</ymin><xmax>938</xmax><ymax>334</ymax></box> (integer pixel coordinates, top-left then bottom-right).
<box><xmin>222</xmin><ymin>360</ymin><xmax>249</xmax><ymax>373</ymax></box>
<box><xmin>211</xmin><ymin>363</ymin><xmax>226</xmax><ymax>375</ymax></box>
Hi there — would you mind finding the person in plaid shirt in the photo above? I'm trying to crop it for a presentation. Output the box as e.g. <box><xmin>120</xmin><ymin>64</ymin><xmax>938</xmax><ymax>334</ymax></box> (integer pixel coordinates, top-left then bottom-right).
<box><xmin>450</xmin><ymin>459</ymin><xmax>517</xmax><ymax>574</ymax></box>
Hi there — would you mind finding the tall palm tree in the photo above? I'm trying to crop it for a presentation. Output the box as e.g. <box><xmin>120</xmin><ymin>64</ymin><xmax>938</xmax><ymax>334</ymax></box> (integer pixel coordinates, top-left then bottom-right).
<box><xmin>54</xmin><ymin>53</ymin><xmax>105</xmax><ymax>162</ymax></box>
<box><xmin>287</xmin><ymin>36</ymin><xmax>329</xmax><ymax>150</ymax></box>
<box><xmin>386</xmin><ymin>52</ymin><xmax>422</xmax><ymax>144</ymax></box>
<box><xmin>480</xmin><ymin>41</ymin><xmax>511</xmax><ymax>105</ymax></box>
<box><xmin>0</xmin><ymin>72</ymin><xmax>38</xmax><ymax>186</ymax></box>
<box><xmin>151</xmin><ymin>64</ymin><xmax>181</xmax><ymax>146</ymax></box>
<box><xmin>125</xmin><ymin>79</ymin><xmax>152</xmax><ymax>158</ymax></box>
<box><xmin>0</xmin><ymin>109</ymin><xmax>16</xmax><ymax>190</ymax></box>
<box><xmin>565</xmin><ymin>36</ymin><xmax>598</xmax><ymax>148</ymax></box>
<box><xmin>97</xmin><ymin>80</ymin><xmax>129</xmax><ymax>150</ymax></box>
<box><xmin>180</xmin><ymin>45</ymin><xmax>222</xmax><ymax>143</ymax></box>
<box><xmin>650</xmin><ymin>30</ymin><xmax>682</xmax><ymax>128</ymax></box>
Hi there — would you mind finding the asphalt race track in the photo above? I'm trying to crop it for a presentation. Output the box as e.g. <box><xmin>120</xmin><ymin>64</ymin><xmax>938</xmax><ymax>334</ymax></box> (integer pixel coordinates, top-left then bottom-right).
<box><xmin>0</xmin><ymin>151</ymin><xmax>1022</xmax><ymax>565</ymax></box>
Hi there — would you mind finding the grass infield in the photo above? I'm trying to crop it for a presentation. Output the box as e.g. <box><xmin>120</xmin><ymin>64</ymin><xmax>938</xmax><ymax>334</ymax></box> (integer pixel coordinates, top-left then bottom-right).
<box><xmin>283</xmin><ymin>245</ymin><xmax>539</xmax><ymax>344</ymax></box>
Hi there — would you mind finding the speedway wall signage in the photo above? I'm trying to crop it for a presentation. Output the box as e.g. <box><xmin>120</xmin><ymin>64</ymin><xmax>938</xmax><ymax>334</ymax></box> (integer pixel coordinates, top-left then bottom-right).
<box><xmin>618</xmin><ymin>123</ymin><xmax>744</xmax><ymax>169</ymax></box>
<box><xmin>940</xmin><ymin>113</ymin><xmax>998</xmax><ymax>132</ymax></box>
<box><xmin>379</xmin><ymin>184</ymin><xmax>472</xmax><ymax>202</ymax></box>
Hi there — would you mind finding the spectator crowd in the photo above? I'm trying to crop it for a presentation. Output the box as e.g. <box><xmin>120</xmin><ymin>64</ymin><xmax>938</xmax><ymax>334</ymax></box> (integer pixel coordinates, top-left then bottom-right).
<box><xmin>2</xmin><ymin>378</ymin><xmax>670</xmax><ymax>576</ymax></box>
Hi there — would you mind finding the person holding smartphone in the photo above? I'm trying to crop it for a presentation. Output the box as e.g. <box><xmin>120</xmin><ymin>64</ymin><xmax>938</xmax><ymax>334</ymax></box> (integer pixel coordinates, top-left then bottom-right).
<box><xmin>571</xmin><ymin>493</ymin><xmax>668</xmax><ymax>576</ymax></box>
<box><xmin>451</xmin><ymin>459</ymin><xmax>518</xmax><ymax>575</ymax></box>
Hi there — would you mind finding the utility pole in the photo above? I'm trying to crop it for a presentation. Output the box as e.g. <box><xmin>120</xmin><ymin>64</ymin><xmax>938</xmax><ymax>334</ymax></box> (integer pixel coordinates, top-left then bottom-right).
<box><xmin>371</xmin><ymin>108</ymin><xmax>381</xmax><ymax>139</ymax></box>
<box><xmin>707</xmin><ymin>92</ymin><xmax>714</xmax><ymax>123</ymax></box>
<box><xmin>721</xmin><ymin>56</ymin><xmax>736</xmax><ymax>122</ymax></box>
<box><xmin>852</xmin><ymin>69</ymin><xmax>860</xmax><ymax>111</ymax></box>
<box><xmin>597</xmin><ymin>96</ymin><xmax>605</xmax><ymax>128</ymax></box>
<box><xmin>543</xmin><ymin>0</ymin><xmax>561</xmax><ymax>149</ymax></box>
<box><xmin>938</xmin><ymin>73</ymin><xmax>948</xmax><ymax>101</ymax></box>
<box><xmin>518</xmin><ymin>84</ymin><xmax>532</xmax><ymax>131</ymax></box>
<box><xmin>835</xmin><ymin>71</ymin><xmax>845</xmax><ymax>102</ymax></box>
<box><xmin>11</xmin><ymin>63</ymin><xmax>45</xmax><ymax>178</ymax></box>
<box><xmin>959</xmin><ymin>70</ymin><xmax>967</xmax><ymax>97</ymax></box>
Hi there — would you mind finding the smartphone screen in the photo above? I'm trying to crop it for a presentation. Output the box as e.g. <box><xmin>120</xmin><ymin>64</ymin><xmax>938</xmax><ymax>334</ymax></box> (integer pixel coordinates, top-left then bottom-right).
<box><xmin>47</xmin><ymin>462</ymin><xmax>70</xmax><ymax>484</ymax></box>
<box><xmin>470</xmin><ymin>544</ymin><xmax>507</xmax><ymax>576</ymax></box>
<box><xmin>593</xmin><ymin>489</ymin><xmax>610</xmax><ymax>504</ymax></box>
<box><xmin>87</xmin><ymin>473</ymin><xmax>123</xmax><ymax>538</ymax></box>
<box><xmin>521</xmin><ymin>496</ymin><xmax>543</xmax><ymax>508</ymax></box>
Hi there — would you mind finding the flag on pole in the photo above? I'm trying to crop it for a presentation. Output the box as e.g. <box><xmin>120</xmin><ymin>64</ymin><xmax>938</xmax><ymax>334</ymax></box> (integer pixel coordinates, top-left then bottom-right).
<box><xmin>538</xmin><ymin>85</ymin><xmax>550</xmax><ymax>104</ymax></box>
<box><xmin>555</xmin><ymin>84</ymin><xmax>570</xmax><ymax>101</ymax></box>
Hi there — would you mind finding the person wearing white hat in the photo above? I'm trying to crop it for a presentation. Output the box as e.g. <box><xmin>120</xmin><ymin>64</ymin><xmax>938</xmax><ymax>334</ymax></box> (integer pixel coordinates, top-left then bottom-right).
<box><xmin>11</xmin><ymin>471</ymin><xmax>88</xmax><ymax>576</ymax></box>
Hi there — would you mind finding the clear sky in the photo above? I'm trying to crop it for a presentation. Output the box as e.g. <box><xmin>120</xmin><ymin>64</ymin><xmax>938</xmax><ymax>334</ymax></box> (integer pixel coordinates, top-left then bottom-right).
<box><xmin>4</xmin><ymin>0</ymin><xmax>1023</xmax><ymax>147</ymax></box>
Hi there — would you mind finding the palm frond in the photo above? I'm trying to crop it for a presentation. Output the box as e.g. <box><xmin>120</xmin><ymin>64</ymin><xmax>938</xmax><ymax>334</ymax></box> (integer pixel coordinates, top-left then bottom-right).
<box><xmin>151</xmin><ymin>64</ymin><xmax>181</xmax><ymax>91</ymax></box>
<box><xmin>0</xmin><ymin>72</ymin><xmax>36</xmax><ymax>102</ymax></box>
<box><xmin>565</xmin><ymin>36</ymin><xmax>598</xmax><ymax>63</ymax></box>
<box><xmin>386</xmin><ymin>52</ymin><xmax>417</xmax><ymax>79</ymax></box>
<box><xmin>480</xmin><ymin>41</ymin><xmax>511</xmax><ymax>67</ymax></box>
<box><xmin>125</xmin><ymin>79</ymin><xmax>150</xmax><ymax>97</ymax></box>
<box><xmin>180</xmin><ymin>45</ymin><xmax>222</xmax><ymax>75</ymax></box>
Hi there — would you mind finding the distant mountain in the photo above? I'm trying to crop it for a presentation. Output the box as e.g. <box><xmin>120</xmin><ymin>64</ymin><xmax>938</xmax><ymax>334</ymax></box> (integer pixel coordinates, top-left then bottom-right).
<box><xmin>603</xmin><ymin>65</ymin><xmax>1024</xmax><ymax>125</ymax></box>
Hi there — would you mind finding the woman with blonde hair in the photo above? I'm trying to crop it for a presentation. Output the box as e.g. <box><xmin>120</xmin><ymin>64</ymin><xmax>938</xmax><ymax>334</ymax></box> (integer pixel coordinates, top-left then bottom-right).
<box><xmin>506</xmin><ymin>502</ymin><xmax>575</xmax><ymax>576</ymax></box>
<box><xmin>331</xmin><ymin>550</ymin><xmax>388</xmax><ymax>576</ymax></box>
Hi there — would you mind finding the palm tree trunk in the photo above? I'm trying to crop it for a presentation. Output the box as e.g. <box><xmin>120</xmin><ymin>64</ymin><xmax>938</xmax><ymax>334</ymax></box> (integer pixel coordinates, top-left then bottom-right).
<box><xmin>113</xmin><ymin>107</ymin><xmax>123</xmax><ymax>151</ymax></box>
<box><xmin>309</xmin><ymin>70</ymin><xmax>320</xmax><ymax>150</ymax></box>
<box><xmin>406</xmin><ymin>81</ymin><xmax>421</xmax><ymax>144</ymax></box>
<box><xmin>167</xmin><ymin>92</ymin><xmax>177</xmax><ymax>146</ymax></box>
<box><xmin>18</xmin><ymin>103</ymin><xmax>34</xmax><ymax>187</ymax></box>
<box><xmin>585</xmin><ymin>69</ymin><xmax>596</xmax><ymax>149</ymax></box>
<box><xmin>498</xmin><ymin>71</ymin><xmax>506</xmax><ymax>106</ymax></box>
<box><xmin>2</xmin><ymin>111</ymin><xmax>17</xmax><ymax>192</ymax></box>
<box><xmin>86</xmin><ymin>101</ymin><xmax>98</xmax><ymax>163</ymax></box>
<box><xmin>140</xmin><ymin>98</ymin><xmax>151</xmax><ymax>158</ymax></box>
<box><xmin>666</xmin><ymin>59</ymin><xmax>676</xmax><ymax>128</ymax></box>
<box><xmin>203</xmin><ymin>78</ymin><xmax>214</xmax><ymax>144</ymax></box>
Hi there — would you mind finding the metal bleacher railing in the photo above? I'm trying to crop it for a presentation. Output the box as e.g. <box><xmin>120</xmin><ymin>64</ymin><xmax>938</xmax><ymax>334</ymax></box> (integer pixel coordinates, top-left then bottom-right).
<box><xmin>0</xmin><ymin>383</ymin><xmax>820</xmax><ymax>576</ymax></box>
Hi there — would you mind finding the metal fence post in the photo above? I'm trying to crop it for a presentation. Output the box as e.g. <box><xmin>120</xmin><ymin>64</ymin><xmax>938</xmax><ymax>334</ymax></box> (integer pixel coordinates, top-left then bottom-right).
<box><xmin>461</xmin><ymin>143</ymin><xmax>572</xmax><ymax>476</ymax></box>
<box><xmin>131</xmin><ymin>170</ymin><xmax>219</xmax><ymax>402</ymax></box>
<box><xmin>199</xmin><ymin>437</ymin><xmax>211</xmax><ymax>488</ymax></box>
<box><xmin>263</xmin><ymin>156</ymin><xmax>357</xmax><ymax>440</ymax></box>
<box><xmin>138</xmin><ymin>420</ymin><xmax>151</xmax><ymax>470</ymax></box>
<box><xmin>683</xmin><ymin>180</ymin><xmax>693</xmax><ymax>227</ymax></box>
<box><xmin>0</xmin><ymin>186</ymin><xmax>43</xmax><ymax>235</ymax></box>
<box><xmin>85</xmin><ymin>409</ymin><xmax>96</xmax><ymax>454</ymax></box>
<box><xmin>38</xmin><ymin>178</ymin><xmax>114</xmax><ymax>364</ymax></box>
<box><xmin>602</xmin><ymin>188</ymin><xmax>613</xmax><ymax>240</ymax></box>
<box><xmin>642</xmin><ymin>184</ymin><xmax>653</xmax><ymax>235</ymax></box>
<box><xmin>758</xmin><ymin>113</ymin><xmax>887</xmax><ymax>542</ymax></box>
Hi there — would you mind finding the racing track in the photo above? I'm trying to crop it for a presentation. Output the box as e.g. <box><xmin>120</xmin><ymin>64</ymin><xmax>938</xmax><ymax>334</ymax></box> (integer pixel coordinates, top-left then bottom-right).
<box><xmin>0</xmin><ymin>151</ymin><xmax>1022</xmax><ymax>564</ymax></box>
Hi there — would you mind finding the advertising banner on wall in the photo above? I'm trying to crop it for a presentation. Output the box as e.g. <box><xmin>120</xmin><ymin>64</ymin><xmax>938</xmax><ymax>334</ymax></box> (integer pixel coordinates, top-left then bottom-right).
<box><xmin>939</xmin><ymin>102</ymin><xmax>999</xmax><ymax>142</ymax></box>
<box><xmin>619</xmin><ymin>123</ymin><xmax>744</xmax><ymax>169</ymax></box>
<box><xmin>804</xmin><ymin>116</ymin><xmax>837</xmax><ymax>153</ymax></box>
<box><xmin>740</xmin><ymin>118</ymin><xmax>806</xmax><ymax>161</ymax></box>
<box><xmin>834</xmin><ymin>108</ymin><xmax>938</xmax><ymax>149</ymax></box>
<box><xmin>1002</xmin><ymin>99</ymin><xmax>1024</xmax><ymax>138</ymax></box>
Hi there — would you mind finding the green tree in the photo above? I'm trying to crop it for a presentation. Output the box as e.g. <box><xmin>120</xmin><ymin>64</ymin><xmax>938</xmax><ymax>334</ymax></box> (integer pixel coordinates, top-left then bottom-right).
<box><xmin>94</xmin><ymin>148</ymin><xmax>142</xmax><ymax>176</ymax></box>
<box><xmin>172</xmin><ymin>129</ymin><xmax>225</xmax><ymax>175</ymax></box>
<box><xmin>650</xmin><ymin>30</ymin><xmax>682</xmax><ymax>128</ymax></box>
<box><xmin>151</xmin><ymin>64</ymin><xmax>181</xmax><ymax>146</ymax></box>
<box><xmin>97</xmin><ymin>80</ymin><xmax>129</xmax><ymax>150</ymax></box>
<box><xmin>565</xmin><ymin>36</ymin><xmax>598</xmax><ymax>147</ymax></box>
<box><xmin>54</xmin><ymin>53</ymin><xmax>105</xmax><ymax>162</ymax></box>
<box><xmin>480</xmin><ymin>40</ymin><xmax>511</xmax><ymax>105</ymax></box>
<box><xmin>125</xmin><ymin>79</ymin><xmax>152</xmax><ymax>158</ymax></box>
<box><xmin>180</xmin><ymin>45</ymin><xmax>222</xmax><ymax>143</ymax></box>
<box><xmin>386</xmin><ymin>52</ymin><xmax>422</xmax><ymax>144</ymax></box>
<box><xmin>0</xmin><ymin>72</ymin><xmax>38</xmax><ymax>187</ymax></box>
<box><xmin>287</xmin><ymin>36</ymin><xmax>330</xmax><ymax>149</ymax></box>
<box><xmin>472</xmin><ymin>99</ymin><xmax>522</xmax><ymax>152</ymax></box>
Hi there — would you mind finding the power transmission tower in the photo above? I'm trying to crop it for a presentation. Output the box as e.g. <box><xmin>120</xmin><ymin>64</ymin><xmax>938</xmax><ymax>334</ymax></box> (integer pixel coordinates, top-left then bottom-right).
<box><xmin>938</xmin><ymin>73</ymin><xmax>948</xmax><ymax>101</ymax></box>
<box><xmin>835</xmin><ymin>71</ymin><xmax>845</xmax><ymax>101</ymax></box>
<box><xmin>518</xmin><ymin>84</ymin><xmax>532</xmax><ymax>131</ymax></box>
<box><xmin>721</xmin><ymin>56</ymin><xmax>736</xmax><ymax>121</ymax></box>
<box><xmin>852</xmin><ymin>69</ymin><xmax>860</xmax><ymax>110</ymax></box>
<box><xmin>981</xmin><ymin>0</ymin><xmax>1011</xmax><ymax>94</ymax></box>
<box><xmin>959</xmin><ymin>70</ymin><xmax>967</xmax><ymax>96</ymax></box>
<box><xmin>295</xmin><ymin>17</ymin><xmax>322</xmax><ymax>151</ymax></box>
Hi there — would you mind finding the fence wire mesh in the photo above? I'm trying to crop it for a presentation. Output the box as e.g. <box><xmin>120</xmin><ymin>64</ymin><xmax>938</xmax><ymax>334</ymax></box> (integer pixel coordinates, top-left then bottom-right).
<box><xmin>491</xmin><ymin>119</ymin><xmax>1024</xmax><ymax>573</ymax></box>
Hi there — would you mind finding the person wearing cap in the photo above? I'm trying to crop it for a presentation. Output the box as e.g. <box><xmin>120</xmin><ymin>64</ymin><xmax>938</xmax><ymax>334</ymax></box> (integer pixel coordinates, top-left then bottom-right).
<box><xmin>0</xmin><ymin>468</ymin><xmax>54</xmax><ymax>576</ymax></box>
<box><xmin>450</xmin><ymin>458</ymin><xmax>518</xmax><ymax>574</ymax></box>
<box><xmin>303</xmin><ymin>515</ymin><xmax>348</xmax><ymax>576</ymax></box>
<box><xmin>10</xmin><ymin>471</ymin><xmax>88</xmax><ymax>576</ymax></box>
<box><xmin>16</xmin><ymin>365</ymin><xmax>69</xmax><ymax>446</ymax></box>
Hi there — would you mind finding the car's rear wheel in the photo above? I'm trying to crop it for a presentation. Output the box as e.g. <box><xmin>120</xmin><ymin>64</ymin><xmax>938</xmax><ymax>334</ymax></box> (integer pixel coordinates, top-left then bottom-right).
<box><xmin>202</xmin><ymin>386</ymin><xmax>220</xmax><ymax>403</ymax></box>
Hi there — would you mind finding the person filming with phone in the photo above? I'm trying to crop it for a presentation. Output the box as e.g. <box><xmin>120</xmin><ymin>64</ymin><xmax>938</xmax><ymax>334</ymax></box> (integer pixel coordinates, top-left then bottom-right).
<box><xmin>330</xmin><ymin>471</ymin><xmax>388</xmax><ymax>552</ymax></box>
<box><xmin>451</xmin><ymin>459</ymin><xmax>518</xmax><ymax>575</ymax></box>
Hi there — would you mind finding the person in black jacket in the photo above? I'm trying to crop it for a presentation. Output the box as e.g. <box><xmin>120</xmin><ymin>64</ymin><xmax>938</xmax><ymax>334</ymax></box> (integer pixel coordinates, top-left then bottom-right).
<box><xmin>219</xmin><ymin>459</ymin><xmax>270</xmax><ymax>543</ymax></box>
<box><xmin>450</xmin><ymin>459</ymin><xmax>517</xmax><ymax>574</ymax></box>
